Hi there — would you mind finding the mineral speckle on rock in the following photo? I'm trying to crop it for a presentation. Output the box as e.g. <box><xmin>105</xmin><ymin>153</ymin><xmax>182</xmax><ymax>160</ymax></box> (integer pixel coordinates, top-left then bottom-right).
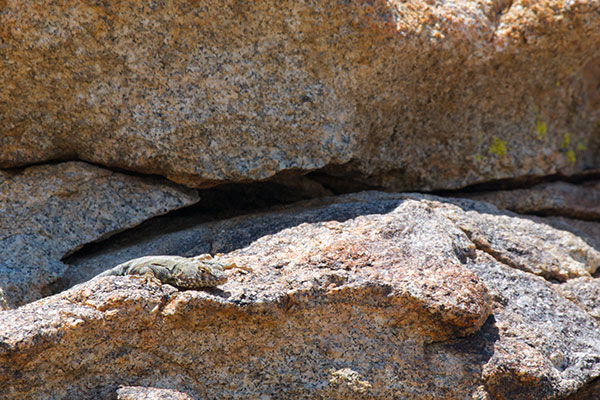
<box><xmin>555</xmin><ymin>276</ymin><xmax>600</xmax><ymax>320</ymax></box>
<box><xmin>1</xmin><ymin>1</ymin><xmax>599</xmax><ymax>397</ymax></box>
<box><xmin>116</xmin><ymin>386</ymin><xmax>195</xmax><ymax>400</ymax></box>
<box><xmin>0</xmin><ymin>161</ymin><xmax>199</xmax><ymax>309</ymax></box>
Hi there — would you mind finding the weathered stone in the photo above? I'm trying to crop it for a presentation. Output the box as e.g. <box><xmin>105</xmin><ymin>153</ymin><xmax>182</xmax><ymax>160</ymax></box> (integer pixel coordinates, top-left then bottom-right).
<box><xmin>536</xmin><ymin>216</ymin><xmax>600</xmax><ymax>250</ymax></box>
<box><xmin>482</xmin><ymin>337</ymin><xmax>562</xmax><ymax>400</ymax></box>
<box><xmin>0</xmin><ymin>161</ymin><xmax>198</xmax><ymax>310</ymax></box>
<box><xmin>433</xmin><ymin>196</ymin><xmax>600</xmax><ymax>281</ymax></box>
<box><xmin>2</xmin><ymin>192</ymin><xmax>600</xmax><ymax>399</ymax></box>
<box><xmin>1</xmin><ymin>1</ymin><xmax>599</xmax><ymax>190</ymax></box>
<box><xmin>469</xmin><ymin>251</ymin><xmax>600</xmax><ymax>400</ymax></box>
<box><xmin>116</xmin><ymin>386</ymin><xmax>194</xmax><ymax>400</ymax></box>
<box><xmin>564</xmin><ymin>377</ymin><xmax>600</xmax><ymax>400</ymax></box>
<box><xmin>466</xmin><ymin>181</ymin><xmax>600</xmax><ymax>220</ymax></box>
<box><xmin>555</xmin><ymin>276</ymin><xmax>600</xmax><ymax>320</ymax></box>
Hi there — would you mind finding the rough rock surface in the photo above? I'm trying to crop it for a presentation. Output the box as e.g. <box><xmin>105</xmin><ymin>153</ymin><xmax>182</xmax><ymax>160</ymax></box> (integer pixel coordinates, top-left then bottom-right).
<box><xmin>0</xmin><ymin>161</ymin><xmax>198</xmax><ymax>310</ymax></box>
<box><xmin>529</xmin><ymin>216</ymin><xmax>600</xmax><ymax>248</ymax></box>
<box><xmin>466</xmin><ymin>180</ymin><xmax>600</xmax><ymax>220</ymax></box>
<box><xmin>463</xmin><ymin>180</ymin><xmax>600</xmax><ymax>260</ymax></box>
<box><xmin>116</xmin><ymin>386</ymin><xmax>194</xmax><ymax>400</ymax></box>
<box><xmin>557</xmin><ymin>277</ymin><xmax>600</xmax><ymax>320</ymax></box>
<box><xmin>63</xmin><ymin>191</ymin><xmax>600</xmax><ymax>288</ymax></box>
<box><xmin>432</xmin><ymin>196</ymin><xmax>600</xmax><ymax>281</ymax></box>
<box><xmin>1</xmin><ymin>1</ymin><xmax>599</xmax><ymax>190</ymax></box>
<box><xmin>2</xmin><ymin>192</ymin><xmax>600</xmax><ymax>399</ymax></box>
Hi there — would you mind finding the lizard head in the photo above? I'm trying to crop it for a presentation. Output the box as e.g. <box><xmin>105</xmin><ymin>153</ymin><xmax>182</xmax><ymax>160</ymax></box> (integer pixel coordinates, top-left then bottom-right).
<box><xmin>169</xmin><ymin>258</ymin><xmax>228</xmax><ymax>289</ymax></box>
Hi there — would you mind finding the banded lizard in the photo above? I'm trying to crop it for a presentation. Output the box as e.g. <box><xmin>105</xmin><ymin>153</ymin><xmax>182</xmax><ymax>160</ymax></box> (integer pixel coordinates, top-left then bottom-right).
<box><xmin>96</xmin><ymin>254</ymin><xmax>251</xmax><ymax>290</ymax></box>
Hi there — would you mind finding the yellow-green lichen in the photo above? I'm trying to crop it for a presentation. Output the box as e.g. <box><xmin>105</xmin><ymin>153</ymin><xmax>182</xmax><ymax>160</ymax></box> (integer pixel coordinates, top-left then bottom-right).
<box><xmin>577</xmin><ymin>142</ymin><xmax>587</xmax><ymax>151</ymax></box>
<box><xmin>488</xmin><ymin>138</ymin><xmax>507</xmax><ymax>156</ymax></box>
<box><xmin>555</xmin><ymin>80</ymin><xmax>561</xmax><ymax>87</ymax></box>
<box><xmin>561</xmin><ymin>132</ymin><xmax>570</xmax><ymax>148</ymax></box>
<box><xmin>475</xmin><ymin>154</ymin><xmax>481</xmax><ymax>161</ymax></box>
<box><xmin>566</xmin><ymin>150</ymin><xmax>576</xmax><ymax>163</ymax></box>
<box><xmin>535</xmin><ymin>117</ymin><xmax>547</xmax><ymax>140</ymax></box>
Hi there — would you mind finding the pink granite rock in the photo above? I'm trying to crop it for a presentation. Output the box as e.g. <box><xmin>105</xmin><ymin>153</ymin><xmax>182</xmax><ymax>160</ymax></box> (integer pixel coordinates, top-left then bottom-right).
<box><xmin>1</xmin><ymin>0</ymin><xmax>598</xmax><ymax>190</ymax></box>
<box><xmin>2</xmin><ymin>193</ymin><xmax>599</xmax><ymax>399</ymax></box>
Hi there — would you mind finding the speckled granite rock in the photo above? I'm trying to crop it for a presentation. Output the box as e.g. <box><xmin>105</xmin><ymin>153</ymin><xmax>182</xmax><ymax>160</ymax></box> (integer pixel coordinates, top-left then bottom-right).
<box><xmin>470</xmin><ymin>251</ymin><xmax>600</xmax><ymax>400</ymax></box>
<box><xmin>466</xmin><ymin>181</ymin><xmax>600</xmax><ymax>220</ymax></box>
<box><xmin>1</xmin><ymin>1</ymin><xmax>599</xmax><ymax>190</ymax></box>
<box><xmin>556</xmin><ymin>276</ymin><xmax>600</xmax><ymax>320</ymax></box>
<box><xmin>462</xmin><ymin>180</ymin><xmax>600</xmax><ymax>262</ymax></box>
<box><xmin>535</xmin><ymin>216</ymin><xmax>600</xmax><ymax>253</ymax></box>
<box><xmin>0</xmin><ymin>161</ymin><xmax>198</xmax><ymax>310</ymax></box>
<box><xmin>116</xmin><ymin>386</ymin><xmax>194</xmax><ymax>400</ymax></box>
<box><xmin>3</xmin><ymin>192</ymin><xmax>600</xmax><ymax>399</ymax></box>
<box><xmin>433</xmin><ymin>196</ymin><xmax>600</xmax><ymax>281</ymax></box>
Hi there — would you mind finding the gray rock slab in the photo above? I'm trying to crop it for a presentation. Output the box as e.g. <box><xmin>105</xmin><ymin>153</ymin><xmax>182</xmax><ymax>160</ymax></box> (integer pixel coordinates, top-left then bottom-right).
<box><xmin>431</xmin><ymin>196</ymin><xmax>600</xmax><ymax>281</ymax></box>
<box><xmin>469</xmin><ymin>252</ymin><xmax>600</xmax><ymax>400</ymax></box>
<box><xmin>3</xmin><ymin>192</ymin><xmax>599</xmax><ymax>399</ymax></box>
<box><xmin>466</xmin><ymin>181</ymin><xmax>600</xmax><ymax>220</ymax></box>
<box><xmin>535</xmin><ymin>216</ymin><xmax>600</xmax><ymax>254</ymax></box>
<box><xmin>0</xmin><ymin>161</ymin><xmax>199</xmax><ymax>309</ymax></box>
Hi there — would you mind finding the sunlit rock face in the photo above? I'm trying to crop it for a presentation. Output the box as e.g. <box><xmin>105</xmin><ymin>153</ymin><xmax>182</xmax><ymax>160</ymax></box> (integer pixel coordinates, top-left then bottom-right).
<box><xmin>1</xmin><ymin>0</ymin><xmax>598</xmax><ymax>190</ymax></box>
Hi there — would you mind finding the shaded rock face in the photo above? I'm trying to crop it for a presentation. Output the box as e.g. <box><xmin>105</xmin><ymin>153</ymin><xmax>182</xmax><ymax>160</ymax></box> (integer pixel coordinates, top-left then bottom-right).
<box><xmin>466</xmin><ymin>181</ymin><xmax>600</xmax><ymax>221</ymax></box>
<box><xmin>1</xmin><ymin>0</ymin><xmax>599</xmax><ymax>190</ymax></box>
<box><xmin>0</xmin><ymin>161</ymin><xmax>199</xmax><ymax>310</ymax></box>
<box><xmin>2</xmin><ymin>193</ymin><xmax>600</xmax><ymax>399</ymax></box>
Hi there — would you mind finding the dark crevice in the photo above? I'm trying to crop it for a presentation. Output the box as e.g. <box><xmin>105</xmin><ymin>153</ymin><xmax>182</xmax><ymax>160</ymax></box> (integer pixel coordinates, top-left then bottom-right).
<box><xmin>435</xmin><ymin>171</ymin><xmax>600</xmax><ymax>224</ymax></box>
<box><xmin>458</xmin><ymin>228</ymin><xmax>526</xmax><ymax>272</ymax></box>
<box><xmin>6</xmin><ymin>155</ymin><xmax>599</xmax><ymax>197</ymax></box>
<box><xmin>491</xmin><ymin>0</ymin><xmax>514</xmax><ymax>30</ymax></box>
<box><xmin>15</xmin><ymin>156</ymin><xmax>592</xmax><ymax>295</ymax></box>
<box><xmin>492</xmin><ymin>208</ymin><xmax>599</xmax><ymax>222</ymax></box>
<box><xmin>0</xmin><ymin>156</ymin><xmax>80</xmax><ymax>172</ymax></box>
<box><xmin>59</xmin><ymin>177</ymin><xmax>336</xmax><ymax>266</ymax></box>
<box><xmin>58</xmin><ymin>161</ymin><xmax>600</xmax><ymax>266</ymax></box>
<box><xmin>431</xmin><ymin>170</ymin><xmax>600</xmax><ymax>196</ymax></box>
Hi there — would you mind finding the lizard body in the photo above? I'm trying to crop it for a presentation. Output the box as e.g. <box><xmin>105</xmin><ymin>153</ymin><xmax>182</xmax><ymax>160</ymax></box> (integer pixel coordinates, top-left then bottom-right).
<box><xmin>96</xmin><ymin>255</ymin><xmax>250</xmax><ymax>289</ymax></box>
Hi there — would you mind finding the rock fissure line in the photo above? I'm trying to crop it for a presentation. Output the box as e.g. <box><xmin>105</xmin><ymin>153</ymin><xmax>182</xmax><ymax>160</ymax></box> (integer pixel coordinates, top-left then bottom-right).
<box><xmin>10</xmin><ymin>156</ymin><xmax>598</xmax><ymax>211</ymax></box>
<box><xmin>58</xmin><ymin>171</ymin><xmax>599</xmax><ymax>267</ymax></box>
<box><xmin>455</xmin><ymin>225</ymin><xmax>545</xmax><ymax>279</ymax></box>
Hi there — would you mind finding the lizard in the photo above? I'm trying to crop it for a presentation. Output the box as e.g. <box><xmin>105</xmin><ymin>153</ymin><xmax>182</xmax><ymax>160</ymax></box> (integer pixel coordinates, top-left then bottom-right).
<box><xmin>96</xmin><ymin>254</ymin><xmax>251</xmax><ymax>290</ymax></box>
